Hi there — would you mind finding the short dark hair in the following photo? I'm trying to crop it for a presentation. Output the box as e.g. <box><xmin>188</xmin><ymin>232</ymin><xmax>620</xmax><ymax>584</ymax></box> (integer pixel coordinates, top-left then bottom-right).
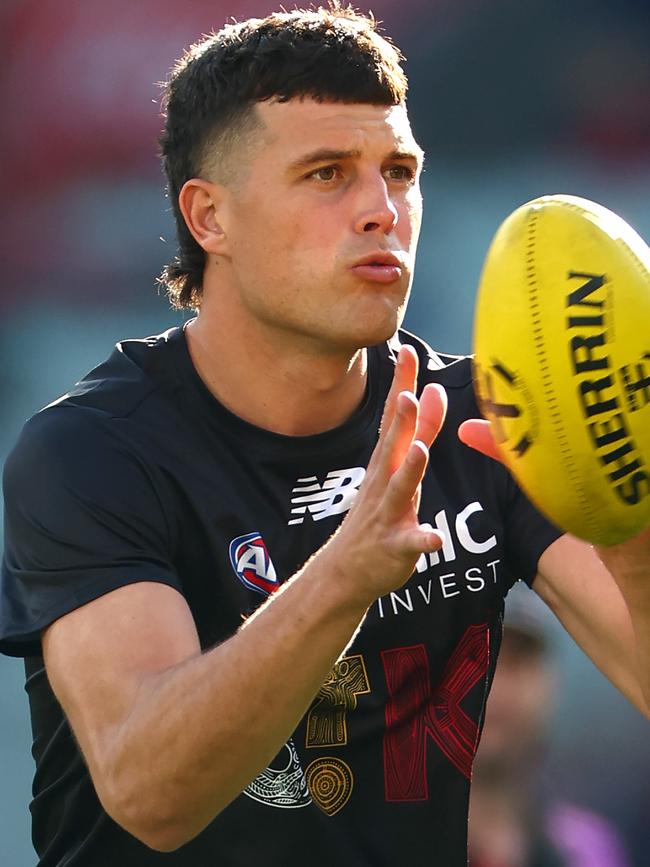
<box><xmin>158</xmin><ymin>3</ymin><xmax>408</xmax><ymax>310</ymax></box>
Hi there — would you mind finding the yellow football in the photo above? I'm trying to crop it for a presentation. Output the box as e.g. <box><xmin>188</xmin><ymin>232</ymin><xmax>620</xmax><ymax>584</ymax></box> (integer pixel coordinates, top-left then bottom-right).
<box><xmin>473</xmin><ymin>194</ymin><xmax>650</xmax><ymax>545</ymax></box>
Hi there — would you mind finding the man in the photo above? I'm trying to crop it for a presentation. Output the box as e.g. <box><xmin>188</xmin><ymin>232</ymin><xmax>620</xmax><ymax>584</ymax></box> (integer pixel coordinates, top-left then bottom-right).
<box><xmin>469</xmin><ymin>586</ymin><xmax>632</xmax><ymax>867</ymax></box>
<box><xmin>0</xmin><ymin>5</ymin><xmax>648</xmax><ymax>866</ymax></box>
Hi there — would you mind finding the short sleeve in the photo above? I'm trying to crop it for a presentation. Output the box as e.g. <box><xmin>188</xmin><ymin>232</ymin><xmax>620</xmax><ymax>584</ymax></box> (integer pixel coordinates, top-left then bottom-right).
<box><xmin>1</xmin><ymin>407</ymin><xmax>181</xmax><ymax>656</ymax></box>
<box><xmin>500</xmin><ymin>466</ymin><xmax>564</xmax><ymax>587</ymax></box>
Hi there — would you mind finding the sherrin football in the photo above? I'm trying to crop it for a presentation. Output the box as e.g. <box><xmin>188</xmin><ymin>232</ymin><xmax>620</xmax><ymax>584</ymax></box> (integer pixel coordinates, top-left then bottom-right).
<box><xmin>473</xmin><ymin>194</ymin><xmax>650</xmax><ymax>545</ymax></box>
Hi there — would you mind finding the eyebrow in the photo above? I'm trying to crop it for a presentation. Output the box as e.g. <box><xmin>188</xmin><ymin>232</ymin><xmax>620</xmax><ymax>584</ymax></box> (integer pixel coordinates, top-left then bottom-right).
<box><xmin>287</xmin><ymin>147</ymin><xmax>423</xmax><ymax>173</ymax></box>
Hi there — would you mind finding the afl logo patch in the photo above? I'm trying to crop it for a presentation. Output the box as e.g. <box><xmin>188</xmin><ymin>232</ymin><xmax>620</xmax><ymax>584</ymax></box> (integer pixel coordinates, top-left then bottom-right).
<box><xmin>229</xmin><ymin>532</ymin><xmax>279</xmax><ymax>596</ymax></box>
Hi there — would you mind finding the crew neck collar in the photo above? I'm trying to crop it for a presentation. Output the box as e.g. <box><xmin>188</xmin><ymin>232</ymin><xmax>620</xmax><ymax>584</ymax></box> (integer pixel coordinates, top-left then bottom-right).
<box><xmin>165</xmin><ymin>325</ymin><xmax>388</xmax><ymax>460</ymax></box>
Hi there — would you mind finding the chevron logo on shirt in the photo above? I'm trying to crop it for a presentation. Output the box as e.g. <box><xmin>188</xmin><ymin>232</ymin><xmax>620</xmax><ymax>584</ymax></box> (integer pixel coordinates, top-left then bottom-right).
<box><xmin>288</xmin><ymin>468</ymin><xmax>365</xmax><ymax>525</ymax></box>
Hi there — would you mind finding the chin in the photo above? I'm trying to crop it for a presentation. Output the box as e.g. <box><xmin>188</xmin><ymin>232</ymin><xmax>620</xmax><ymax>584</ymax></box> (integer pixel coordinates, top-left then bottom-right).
<box><xmin>365</xmin><ymin>325</ymin><xmax>400</xmax><ymax>347</ymax></box>
<box><xmin>339</xmin><ymin>318</ymin><xmax>401</xmax><ymax>350</ymax></box>
<box><xmin>367</xmin><ymin>311</ymin><xmax>406</xmax><ymax>346</ymax></box>
<box><xmin>351</xmin><ymin>300</ymin><xmax>406</xmax><ymax>346</ymax></box>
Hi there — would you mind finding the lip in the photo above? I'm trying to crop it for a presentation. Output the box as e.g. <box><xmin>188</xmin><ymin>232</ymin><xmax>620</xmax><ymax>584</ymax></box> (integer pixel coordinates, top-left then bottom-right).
<box><xmin>352</xmin><ymin>251</ymin><xmax>403</xmax><ymax>268</ymax></box>
<box><xmin>350</xmin><ymin>252</ymin><xmax>405</xmax><ymax>284</ymax></box>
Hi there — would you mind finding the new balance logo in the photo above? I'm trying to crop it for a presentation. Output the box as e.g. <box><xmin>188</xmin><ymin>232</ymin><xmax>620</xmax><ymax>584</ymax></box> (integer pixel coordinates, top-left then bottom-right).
<box><xmin>288</xmin><ymin>468</ymin><xmax>365</xmax><ymax>525</ymax></box>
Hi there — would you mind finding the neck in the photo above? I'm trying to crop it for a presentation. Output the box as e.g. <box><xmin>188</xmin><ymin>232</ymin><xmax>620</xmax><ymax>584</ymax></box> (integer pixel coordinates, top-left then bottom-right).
<box><xmin>185</xmin><ymin>307</ymin><xmax>369</xmax><ymax>437</ymax></box>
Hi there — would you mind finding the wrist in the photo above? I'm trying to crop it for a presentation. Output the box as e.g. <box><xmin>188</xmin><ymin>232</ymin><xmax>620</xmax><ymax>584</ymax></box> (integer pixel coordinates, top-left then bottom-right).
<box><xmin>301</xmin><ymin>533</ymin><xmax>376</xmax><ymax>619</ymax></box>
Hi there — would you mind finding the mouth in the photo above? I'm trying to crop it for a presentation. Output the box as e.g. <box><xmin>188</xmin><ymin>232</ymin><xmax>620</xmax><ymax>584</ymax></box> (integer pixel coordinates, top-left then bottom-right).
<box><xmin>350</xmin><ymin>252</ymin><xmax>405</xmax><ymax>284</ymax></box>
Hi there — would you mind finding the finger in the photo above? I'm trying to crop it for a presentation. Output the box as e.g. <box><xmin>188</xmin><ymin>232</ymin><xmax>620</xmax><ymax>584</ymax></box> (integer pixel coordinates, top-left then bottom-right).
<box><xmin>394</xmin><ymin>524</ymin><xmax>445</xmax><ymax>557</ymax></box>
<box><xmin>368</xmin><ymin>390</ymin><xmax>420</xmax><ymax>487</ymax></box>
<box><xmin>382</xmin><ymin>438</ymin><xmax>429</xmax><ymax>519</ymax></box>
<box><xmin>457</xmin><ymin>419</ymin><xmax>503</xmax><ymax>463</ymax></box>
<box><xmin>378</xmin><ymin>345</ymin><xmax>418</xmax><ymax>442</ymax></box>
<box><xmin>368</xmin><ymin>345</ymin><xmax>417</xmax><ymax>479</ymax></box>
<box><xmin>415</xmin><ymin>383</ymin><xmax>448</xmax><ymax>448</ymax></box>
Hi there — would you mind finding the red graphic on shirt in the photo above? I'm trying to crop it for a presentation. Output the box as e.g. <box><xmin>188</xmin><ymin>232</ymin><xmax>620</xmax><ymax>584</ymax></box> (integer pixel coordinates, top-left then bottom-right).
<box><xmin>381</xmin><ymin>624</ymin><xmax>489</xmax><ymax>801</ymax></box>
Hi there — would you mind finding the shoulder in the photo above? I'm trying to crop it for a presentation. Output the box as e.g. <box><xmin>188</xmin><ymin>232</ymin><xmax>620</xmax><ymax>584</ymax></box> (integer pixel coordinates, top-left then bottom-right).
<box><xmin>3</xmin><ymin>385</ymin><xmax>175</xmax><ymax>586</ymax></box>
<box><xmin>4</xmin><ymin>327</ymin><xmax>185</xmax><ymax>497</ymax></box>
<box><xmin>48</xmin><ymin>326</ymin><xmax>184</xmax><ymax>420</ymax></box>
<box><xmin>6</xmin><ymin>405</ymin><xmax>121</xmax><ymax>489</ymax></box>
<box><xmin>3</xmin><ymin>407</ymin><xmax>156</xmax><ymax>531</ymax></box>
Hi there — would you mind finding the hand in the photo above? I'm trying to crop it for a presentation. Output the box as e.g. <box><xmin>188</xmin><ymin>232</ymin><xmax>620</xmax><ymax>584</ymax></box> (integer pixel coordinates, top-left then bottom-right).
<box><xmin>324</xmin><ymin>345</ymin><xmax>447</xmax><ymax>606</ymax></box>
<box><xmin>458</xmin><ymin>419</ymin><xmax>650</xmax><ymax>563</ymax></box>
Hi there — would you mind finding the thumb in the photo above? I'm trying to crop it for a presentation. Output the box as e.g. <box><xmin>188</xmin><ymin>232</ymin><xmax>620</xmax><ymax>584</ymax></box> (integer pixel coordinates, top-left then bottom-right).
<box><xmin>458</xmin><ymin>419</ymin><xmax>503</xmax><ymax>463</ymax></box>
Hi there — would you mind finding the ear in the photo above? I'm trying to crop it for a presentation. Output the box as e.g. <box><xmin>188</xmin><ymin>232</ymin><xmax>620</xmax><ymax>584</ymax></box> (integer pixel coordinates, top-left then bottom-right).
<box><xmin>178</xmin><ymin>179</ymin><xmax>229</xmax><ymax>255</ymax></box>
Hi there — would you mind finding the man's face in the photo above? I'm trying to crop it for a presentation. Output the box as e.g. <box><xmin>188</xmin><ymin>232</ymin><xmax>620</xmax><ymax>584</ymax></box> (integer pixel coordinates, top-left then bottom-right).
<box><xmin>218</xmin><ymin>98</ymin><xmax>424</xmax><ymax>351</ymax></box>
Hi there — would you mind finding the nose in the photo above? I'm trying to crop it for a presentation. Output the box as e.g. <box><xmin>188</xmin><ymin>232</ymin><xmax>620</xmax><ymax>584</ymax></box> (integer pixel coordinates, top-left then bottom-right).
<box><xmin>354</xmin><ymin>175</ymin><xmax>399</xmax><ymax>235</ymax></box>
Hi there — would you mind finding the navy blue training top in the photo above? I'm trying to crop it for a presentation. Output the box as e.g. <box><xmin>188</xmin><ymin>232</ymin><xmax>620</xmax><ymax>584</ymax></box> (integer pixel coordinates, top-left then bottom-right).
<box><xmin>0</xmin><ymin>325</ymin><xmax>561</xmax><ymax>866</ymax></box>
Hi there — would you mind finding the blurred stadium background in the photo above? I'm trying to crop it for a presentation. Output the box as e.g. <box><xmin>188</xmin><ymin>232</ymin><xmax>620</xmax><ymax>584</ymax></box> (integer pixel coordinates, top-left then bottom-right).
<box><xmin>1</xmin><ymin>0</ymin><xmax>649</xmax><ymax>863</ymax></box>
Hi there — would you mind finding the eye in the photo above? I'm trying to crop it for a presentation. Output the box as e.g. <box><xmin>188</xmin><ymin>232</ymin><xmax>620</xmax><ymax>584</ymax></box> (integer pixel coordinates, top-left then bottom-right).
<box><xmin>308</xmin><ymin>165</ymin><xmax>340</xmax><ymax>182</ymax></box>
<box><xmin>384</xmin><ymin>164</ymin><xmax>416</xmax><ymax>183</ymax></box>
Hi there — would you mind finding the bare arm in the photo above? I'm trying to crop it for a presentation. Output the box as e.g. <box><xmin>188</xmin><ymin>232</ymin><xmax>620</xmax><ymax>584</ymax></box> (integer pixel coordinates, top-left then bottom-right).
<box><xmin>42</xmin><ymin>346</ymin><xmax>447</xmax><ymax>852</ymax></box>
<box><xmin>534</xmin><ymin>532</ymin><xmax>650</xmax><ymax>718</ymax></box>
<box><xmin>44</xmin><ymin>571</ymin><xmax>372</xmax><ymax>851</ymax></box>
<box><xmin>459</xmin><ymin>417</ymin><xmax>650</xmax><ymax>719</ymax></box>
<box><xmin>593</xmin><ymin>529</ymin><xmax>650</xmax><ymax>711</ymax></box>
